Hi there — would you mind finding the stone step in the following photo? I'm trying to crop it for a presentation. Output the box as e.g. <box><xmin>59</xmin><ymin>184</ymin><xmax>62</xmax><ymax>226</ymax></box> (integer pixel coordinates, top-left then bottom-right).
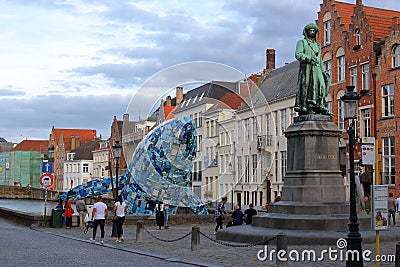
<box><xmin>269</xmin><ymin>201</ymin><xmax>349</xmax><ymax>215</ymax></box>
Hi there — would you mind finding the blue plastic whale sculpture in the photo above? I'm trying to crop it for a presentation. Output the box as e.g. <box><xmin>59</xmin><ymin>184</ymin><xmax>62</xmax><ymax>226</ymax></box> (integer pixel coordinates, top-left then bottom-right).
<box><xmin>61</xmin><ymin>116</ymin><xmax>208</xmax><ymax>215</ymax></box>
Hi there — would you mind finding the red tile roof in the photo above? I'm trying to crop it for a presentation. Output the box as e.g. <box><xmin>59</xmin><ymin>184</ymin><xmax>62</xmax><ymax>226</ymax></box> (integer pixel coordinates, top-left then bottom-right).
<box><xmin>334</xmin><ymin>1</ymin><xmax>400</xmax><ymax>37</ymax></box>
<box><xmin>334</xmin><ymin>2</ymin><xmax>354</xmax><ymax>31</ymax></box>
<box><xmin>51</xmin><ymin>128</ymin><xmax>97</xmax><ymax>151</ymax></box>
<box><xmin>12</xmin><ymin>140</ymin><xmax>49</xmax><ymax>152</ymax></box>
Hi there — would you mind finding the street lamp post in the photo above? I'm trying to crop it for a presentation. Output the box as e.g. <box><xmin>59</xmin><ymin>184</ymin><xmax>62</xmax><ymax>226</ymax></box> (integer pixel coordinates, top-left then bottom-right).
<box><xmin>341</xmin><ymin>85</ymin><xmax>363</xmax><ymax>267</ymax></box>
<box><xmin>112</xmin><ymin>140</ymin><xmax>122</xmax><ymax>200</ymax></box>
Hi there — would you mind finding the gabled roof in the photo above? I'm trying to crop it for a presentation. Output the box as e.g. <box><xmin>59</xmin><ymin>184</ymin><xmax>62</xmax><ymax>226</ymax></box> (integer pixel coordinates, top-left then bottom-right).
<box><xmin>257</xmin><ymin>61</ymin><xmax>299</xmax><ymax>103</ymax></box>
<box><xmin>334</xmin><ymin>1</ymin><xmax>400</xmax><ymax>38</ymax></box>
<box><xmin>12</xmin><ymin>140</ymin><xmax>49</xmax><ymax>152</ymax></box>
<box><xmin>51</xmin><ymin>128</ymin><xmax>97</xmax><ymax>151</ymax></box>
<box><xmin>70</xmin><ymin>139</ymin><xmax>100</xmax><ymax>160</ymax></box>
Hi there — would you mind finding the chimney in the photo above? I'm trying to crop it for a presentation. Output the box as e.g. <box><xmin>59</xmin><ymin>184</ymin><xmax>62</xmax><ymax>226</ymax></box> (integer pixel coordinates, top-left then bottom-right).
<box><xmin>123</xmin><ymin>113</ymin><xmax>129</xmax><ymax>122</ymax></box>
<box><xmin>176</xmin><ymin>87</ymin><xmax>183</xmax><ymax>105</ymax></box>
<box><xmin>165</xmin><ymin>96</ymin><xmax>172</xmax><ymax>106</ymax></box>
<box><xmin>266</xmin><ymin>49</ymin><xmax>275</xmax><ymax>70</ymax></box>
<box><xmin>76</xmin><ymin>136</ymin><xmax>80</xmax><ymax>148</ymax></box>
<box><xmin>71</xmin><ymin>136</ymin><xmax>76</xmax><ymax>150</ymax></box>
<box><xmin>356</xmin><ymin>0</ymin><xmax>362</xmax><ymax>6</ymax></box>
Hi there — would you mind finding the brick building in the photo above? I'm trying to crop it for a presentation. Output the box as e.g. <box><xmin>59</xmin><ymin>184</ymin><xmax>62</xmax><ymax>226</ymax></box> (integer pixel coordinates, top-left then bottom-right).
<box><xmin>316</xmin><ymin>0</ymin><xmax>400</xmax><ymax>194</ymax></box>
<box><xmin>49</xmin><ymin>127</ymin><xmax>97</xmax><ymax>190</ymax></box>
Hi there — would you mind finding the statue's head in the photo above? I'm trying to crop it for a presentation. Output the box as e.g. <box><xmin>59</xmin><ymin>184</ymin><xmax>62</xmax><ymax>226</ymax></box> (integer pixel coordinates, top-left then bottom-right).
<box><xmin>303</xmin><ymin>23</ymin><xmax>319</xmax><ymax>39</ymax></box>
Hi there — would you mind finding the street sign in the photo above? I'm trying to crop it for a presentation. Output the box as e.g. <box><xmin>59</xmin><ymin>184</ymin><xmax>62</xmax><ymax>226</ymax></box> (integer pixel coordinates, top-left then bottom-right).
<box><xmin>362</xmin><ymin>144</ymin><xmax>375</xmax><ymax>165</ymax></box>
<box><xmin>372</xmin><ymin>185</ymin><xmax>388</xmax><ymax>231</ymax></box>
<box><xmin>42</xmin><ymin>161</ymin><xmax>53</xmax><ymax>174</ymax></box>
<box><xmin>40</xmin><ymin>174</ymin><xmax>53</xmax><ymax>188</ymax></box>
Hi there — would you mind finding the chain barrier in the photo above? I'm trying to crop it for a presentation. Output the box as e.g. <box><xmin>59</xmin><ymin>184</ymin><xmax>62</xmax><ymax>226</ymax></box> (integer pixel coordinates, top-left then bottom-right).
<box><xmin>198</xmin><ymin>230</ymin><xmax>277</xmax><ymax>248</ymax></box>
<box><xmin>142</xmin><ymin>226</ymin><xmax>191</xmax><ymax>242</ymax></box>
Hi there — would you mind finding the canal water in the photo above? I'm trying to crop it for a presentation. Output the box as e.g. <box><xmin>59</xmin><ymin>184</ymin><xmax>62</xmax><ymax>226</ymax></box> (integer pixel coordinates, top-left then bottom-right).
<box><xmin>0</xmin><ymin>199</ymin><xmax>76</xmax><ymax>216</ymax></box>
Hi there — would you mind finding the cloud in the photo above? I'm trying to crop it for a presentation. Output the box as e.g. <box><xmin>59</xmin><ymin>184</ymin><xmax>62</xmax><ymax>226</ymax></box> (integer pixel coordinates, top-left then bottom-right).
<box><xmin>0</xmin><ymin>87</ymin><xmax>26</xmax><ymax>97</ymax></box>
<box><xmin>0</xmin><ymin>94</ymin><xmax>130</xmax><ymax>142</ymax></box>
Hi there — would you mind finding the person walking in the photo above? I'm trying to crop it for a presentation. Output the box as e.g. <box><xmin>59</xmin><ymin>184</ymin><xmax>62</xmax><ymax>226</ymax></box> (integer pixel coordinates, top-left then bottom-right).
<box><xmin>91</xmin><ymin>195</ymin><xmax>108</xmax><ymax>244</ymax></box>
<box><xmin>64</xmin><ymin>197</ymin><xmax>73</xmax><ymax>229</ymax></box>
<box><xmin>114</xmin><ymin>195</ymin><xmax>127</xmax><ymax>243</ymax></box>
<box><xmin>155</xmin><ymin>202</ymin><xmax>164</xmax><ymax>230</ymax></box>
<box><xmin>214</xmin><ymin>196</ymin><xmax>228</xmax><ymax>234</ymax></box>
<box><xmin>388</xmin><ymin>192</ymin><xmax>397</xmax><ymax>226</ymax></box>
<box><xmin>75</xmin><ymin>196</ymin><xmax>87</xmax><ymax>230</ymax></box>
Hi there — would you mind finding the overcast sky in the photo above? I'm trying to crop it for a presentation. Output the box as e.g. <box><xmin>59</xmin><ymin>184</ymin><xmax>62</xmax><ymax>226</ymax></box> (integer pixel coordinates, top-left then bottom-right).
<box><xmin>0</xmin><ymin>0</ymin><xmax>398</xmax><ymax>144</ymax></box>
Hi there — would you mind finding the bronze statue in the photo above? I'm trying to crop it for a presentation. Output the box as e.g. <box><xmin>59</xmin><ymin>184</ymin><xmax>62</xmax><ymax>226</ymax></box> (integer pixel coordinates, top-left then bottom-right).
<box><xmin>295</xmin><ymin>23</ymin><xmax>331</xmax><ymax>115</ymax></box>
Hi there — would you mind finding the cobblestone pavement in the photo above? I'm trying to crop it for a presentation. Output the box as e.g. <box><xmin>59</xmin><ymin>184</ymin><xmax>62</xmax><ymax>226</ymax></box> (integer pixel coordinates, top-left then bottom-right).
<box><xmin>43</xmin><ymin>220</ymin><xmax>398</xmax><ymax>267</ymax></box>
<box><xmin>0</xmin><ymin>218</ymin><xmax>190</xmax><ymax>267</ymax></box>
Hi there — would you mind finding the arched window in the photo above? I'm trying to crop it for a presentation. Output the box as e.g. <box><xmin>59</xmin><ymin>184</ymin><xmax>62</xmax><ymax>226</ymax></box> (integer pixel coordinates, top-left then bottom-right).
<box><xmin>337</xmin><ymin>90</ymin><xmax>345</xmax><ymax>130</ymax></box>
<box><xmin>323</xmin><ymin>52</ymin><xmax>332</xmax><ymax>78</ymax></box>
<box><xmin>336</xmin><ymin>47</ymin><xmax>345</xmax><ymax>82</ymax></box>
<box><xmin>392</xmin><ymin>44</ymin><xmax>400</xmax><ymax>68</ymax></box>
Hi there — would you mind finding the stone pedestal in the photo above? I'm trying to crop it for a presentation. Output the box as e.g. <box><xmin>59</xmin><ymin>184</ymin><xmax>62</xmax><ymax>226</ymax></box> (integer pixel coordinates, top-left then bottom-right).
<box><xmin>252</xmin><ymin>115</ymin><xmax>370</xmax><ymax>230</ymax></box>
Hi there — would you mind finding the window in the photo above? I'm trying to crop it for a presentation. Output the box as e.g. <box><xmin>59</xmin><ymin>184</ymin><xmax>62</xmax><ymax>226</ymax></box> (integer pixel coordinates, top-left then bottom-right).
<box><xmin>275</xmin><ymin>111</ymin><xmax>279</xmax><ymax>136</ymax></box>
<box><xmin>350</xmin><ymin>66</ymin><xmax>357</xmax><ymax>91</ymax></box>
<box><xmin>252</xmin><ymin>154</ymin><xmax>258</xmax><ymax>182</ymax></box>
<box><xmin>194</xmin><ymin>113</ymin><xmax>198</xmax><ymax>128</ymax></box>
<box><xmin>338</xmin><ymin>99</ymin><xmax>345</xmax><ymax>130</ymax></box>
<box><xmin>225</xmin><ymin>154</ymin><xmax>230</xmax><ymax>172</ymax></box>
<box><xmin>281</xmin><ymin>109</ymin><xmax>287</xmax><ymax>132</ymax></box>
<box><xmin>361</xmin><ymin>63</ymin><xmax>369</xmax><ymax>92</ymax></box>
<box><xmin>383</xmin><ymin>137</ymin><xmax>395</xmax><ymax>185</ymax></box>
<box><xmin>198</xmin><ymin>135</ymin><xmax>202</xmax><ymax>151</ymax></box>
<box><xmin>83</xmin><ymin>163</ymin><xmax>89</xmax><ymax>173</ymax></box>
<box><xmin>355</xmin><ymin>29</ymin><xmax>361</xmax><ymax>46</ymax></box>
<box><xmin>266</xmin><ymin>113</ymin><xmax>272</xmax><ymax>146</ymax></box>
<box><xmin>382</xmin><ymin>84</ymin><xmax>394</xmax><ymax>117</ymax></box>
<box><xmin>253</xmin><ymin>118</ymin><xmax>257</xmax><ymax>141</ymax></box>
<box><xmin>361</xmin><ymin>109</ymin><xmax>371</xmax><ymax>137</ymax></box>
<box><xmin>245</xmin><ymin>118</ymin><xmax>250</xmax><ymax>141</ymax></box>
<box><xmin>337</xmin><ymin>55</ymin><xmax>345</xmax><ymax>82</ymax></box>
<box><xmin>245</xmin><ymin>156</ymin><xmax>250</xmax><ymax>183</ymax></box>
<box><xmin>237</xmin><ymin>121</ymin><xmax>242</xmax><ymax>142</ymax></box>
<box><xmin>210</xmin><ymin>120</ymin><xmax>214</xmax><ymax>137</ymax></box>
<box><xmin>206</xmin><ymin>121</ymin><xmax>209</xmax><ymax>138</ymax></box>
<box><xmin>237</xmin><ymin>156</ymin><xmax>243</xmax><ymax>182</ymax></box>
<box><xmin>220</xmin><ymin>154</ymin><xmax>224</xmax><ymax>173</ymax></box>
<box><xmin>198</xmin><ymin>112</ymin><xmax>203</xmax><ymax>127</ymax></box>
<box><xmin>392</xmin><ymin>45</ymin><xmax>400</xmax><ymax>68</ymax></box>
<box><xmin>324</xmin><ymin>20</ymin><xmax>331</xmax><ymax>45</ymax></box>
<box><xmin>324</xmin><ymin>60</ymin><xmax>332</xmax><ymax>78</ymax></box>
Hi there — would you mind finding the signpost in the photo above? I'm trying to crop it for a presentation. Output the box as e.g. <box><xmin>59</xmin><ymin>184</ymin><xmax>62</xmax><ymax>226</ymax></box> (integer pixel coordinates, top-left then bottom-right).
<box><xmin>40</xmin><ymin>173</ymin><xmax>53</xmax><ymax>227</ymax></box>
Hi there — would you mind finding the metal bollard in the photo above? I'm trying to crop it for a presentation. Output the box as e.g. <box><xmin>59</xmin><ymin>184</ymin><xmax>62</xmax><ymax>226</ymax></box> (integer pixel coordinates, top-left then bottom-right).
<box><xmin>136</xmin><ymin>220</ymin><xmax>144</xmax><ymax>243</ymax></box>
<box><xmin>276</xmin><ymin>233</ymin><xmax>288</xmax><ymax>266</ymax></box>
<box><xmin>396</xmin><ymin>242</ymin><xmax>400</xmax><ymax>267</ymax></box>
<box><xmin>191</xmin><ymin>226</ymin><xmax>200</xmax><ymax>251</ymax></box>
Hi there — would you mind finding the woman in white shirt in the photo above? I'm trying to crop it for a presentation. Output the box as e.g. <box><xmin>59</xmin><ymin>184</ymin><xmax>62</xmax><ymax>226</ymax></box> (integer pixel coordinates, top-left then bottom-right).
<box><xmin>114</xmin><ymin>195</ymin><xmax>128</xmax><ymax>243</ymax></box>
<box><xmin>91</xmin><ymin>195</ymin><xmax>108</xmax><ymax>244</ymax></box>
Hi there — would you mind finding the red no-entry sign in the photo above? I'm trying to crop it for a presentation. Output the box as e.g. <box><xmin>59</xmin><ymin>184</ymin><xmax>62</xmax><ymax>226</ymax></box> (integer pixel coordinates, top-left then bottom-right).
<box><xmin>40</xmin><ymin>174</ymin><xmax>53</xmax><ymax>188</ymax></box>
